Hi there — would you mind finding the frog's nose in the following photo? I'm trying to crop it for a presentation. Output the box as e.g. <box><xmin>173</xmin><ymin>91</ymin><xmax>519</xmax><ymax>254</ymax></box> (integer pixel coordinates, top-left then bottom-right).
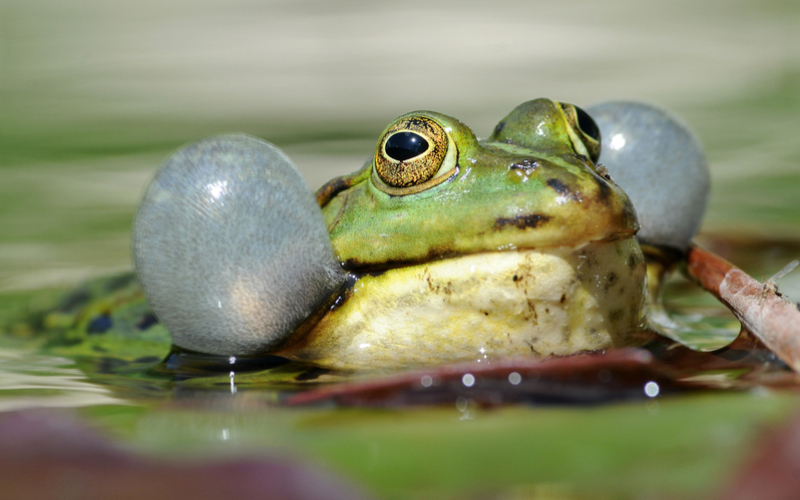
<box><xmin>587</xmin><ymin>101</ymin><xmax>709</xmax><ymax>250</ymax></box>
<box><xmin>132</xmin><ymin>134</ymin><xmax>347</xmax><ymax>356</ymax></box>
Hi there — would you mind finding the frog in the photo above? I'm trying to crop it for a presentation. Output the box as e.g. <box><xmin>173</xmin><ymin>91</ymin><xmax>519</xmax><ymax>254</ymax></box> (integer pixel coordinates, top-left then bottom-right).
<box><xmin>30</xmin><ymin>98</ymin><xmax>712</xmax><ymax>372</ymax></box>
<box><xmin>270</xmin><ymin>98</ymin><xmax>649</xmax><ymax>369</ymax></box>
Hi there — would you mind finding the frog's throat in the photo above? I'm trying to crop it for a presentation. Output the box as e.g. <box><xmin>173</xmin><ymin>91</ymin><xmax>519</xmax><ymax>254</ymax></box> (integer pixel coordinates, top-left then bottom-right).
<box><xmin>273</xmin><ymin>238</ymin><xmax>650</xmax><ymax>371</ymax></box>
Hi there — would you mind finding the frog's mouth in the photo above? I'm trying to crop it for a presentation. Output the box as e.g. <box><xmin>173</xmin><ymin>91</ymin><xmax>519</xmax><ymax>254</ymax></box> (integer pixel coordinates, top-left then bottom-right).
<box><xmin>337</xmin><ymin>225</ymin><xmax>639</xmax><ymax>274</ymax></box>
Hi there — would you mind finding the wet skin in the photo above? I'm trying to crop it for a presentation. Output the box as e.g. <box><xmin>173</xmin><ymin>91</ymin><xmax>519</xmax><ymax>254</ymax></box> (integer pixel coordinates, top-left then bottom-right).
<box><xmin>274</xmin><ymin>98</ymin><xmax>649</xmax><ymax>369</ymax></box>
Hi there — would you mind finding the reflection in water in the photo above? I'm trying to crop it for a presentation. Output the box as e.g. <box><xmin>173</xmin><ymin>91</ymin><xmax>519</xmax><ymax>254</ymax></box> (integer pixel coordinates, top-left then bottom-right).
<box><xmin>0</xmin><ymin>349</ymin><xmax>126</xmax><ymax>412</ymax></box>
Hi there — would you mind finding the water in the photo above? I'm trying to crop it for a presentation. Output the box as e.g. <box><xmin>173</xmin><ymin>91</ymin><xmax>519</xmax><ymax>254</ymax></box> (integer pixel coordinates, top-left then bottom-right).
<box><xmin>2</xmin><ymin>1</ymin><xmax>800</xmax><ymax>498</ymax></box>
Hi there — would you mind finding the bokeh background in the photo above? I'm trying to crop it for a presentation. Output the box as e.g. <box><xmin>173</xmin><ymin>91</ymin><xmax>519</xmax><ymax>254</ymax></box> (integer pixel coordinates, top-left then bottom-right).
<box><xmin>3</xmin><ymin>2</ymin><xmax>800</xmax><ymax>499</ymax></box>
<box><xmin>2</xmin><ymin>0</ymin><xmax>799</xmax><ymax>293</ymax></box>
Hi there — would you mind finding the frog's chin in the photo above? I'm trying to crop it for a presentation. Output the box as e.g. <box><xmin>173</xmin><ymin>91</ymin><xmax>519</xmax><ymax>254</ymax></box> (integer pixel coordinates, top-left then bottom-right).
<box><xmin>273</xmin><ymin>238</ymin><xmax>651</xmax><ymax>371</ymax></box>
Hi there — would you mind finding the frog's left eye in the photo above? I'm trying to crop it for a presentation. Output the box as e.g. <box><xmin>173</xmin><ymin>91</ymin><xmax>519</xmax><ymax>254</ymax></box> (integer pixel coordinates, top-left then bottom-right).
<box><xmin>373</xmin><ymin>116</ymin><xmax>458</xmax><ymax>195</ymax></box>
<box><xmin>559</xmin><ymin>102</ymin><xmax>601</xmax><ymax>163</ymax></box>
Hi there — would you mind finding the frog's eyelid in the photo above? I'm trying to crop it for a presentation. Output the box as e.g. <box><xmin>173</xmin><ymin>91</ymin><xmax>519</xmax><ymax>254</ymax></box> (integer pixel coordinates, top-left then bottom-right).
<box><xmin>372</xmin><ymin>165</ymin><xmax>459</xmax><ymax>196</ymax></box>
<box><xmin>558</xmin><ymin>103</ymin><xmax>601</xmax><ymax>163</ymax></box>
<box><xmin>566</xmin><ymin>126</ymin><xmax>592</xmax><ymax>159</ymax></box>
<box><xmin>433</xmin><ymin>132</ymin><xmax>458</xmax><ymax>178</ymax></box>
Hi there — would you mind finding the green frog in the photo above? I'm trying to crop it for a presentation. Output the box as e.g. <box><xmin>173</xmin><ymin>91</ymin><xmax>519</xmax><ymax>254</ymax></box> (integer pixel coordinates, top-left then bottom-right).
<box><xmin>273</xmin><ymin>98</ymin><xmax>648</xmax><ymax>369</ymax></box>
<box><xmin>31</xmin><ymin>98</ymin><xmax>711</xmax><ymax>372</ymax></box>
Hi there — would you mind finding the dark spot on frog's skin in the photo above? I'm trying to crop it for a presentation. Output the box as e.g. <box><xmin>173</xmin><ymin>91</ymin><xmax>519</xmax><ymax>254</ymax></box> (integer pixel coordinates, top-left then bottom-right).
<box><xmin>316</xmin><ymin>174</ymin><xmax>360</xmax><ymax>207</ymax></box>
<box><xmin>87</xmin><ymin>314</ymin><xmax>113</xmax><ymax>334</ymax></box>
<box><xmin>136</xmin><ymin>312</ymin><xmax>159</xmax><ymax>331</ymax></box>
<box><xmin>628</xmin><ymin>252</ymin><xmax>638</xmax><ymax>269</ymax></box>
<box><xmin>483</xmin><ymin>311</ymin><xmax>489</xmax><ymax>316</ymax></box>
<box><xmin>524</xmin><ymin>299</ymin><xmax>538</xmax><ymax>324</ymax></box>
<box><xmin>512</xmin><ymin>275</ymin><xmax>520</xmax><ymax>282</ymax></box>
<box><xmin>494</xmin><ymin>213</ymin><xmax>551</xmax><ymax>230</ymax></box>
<box><xmin>560</xmin><ymin>294</ymin><xmax>566</xmax><ymax>304</ymax></box>
<box><xmin>621</xmin><ymin>197</ymin><xmax>637</xmax><ymax>222</ymax></box>
<box><xmin>424</xmin><ymin>269</ymin><xmax>455</xmax><ymax>296</ymax></box>
<box><xmin>546</xmin><ymin>178</ymin><xmax>581</xmax><ymax>202</ymax></box>
<box><xmin>604</xmin><ymin>272</ymin><xmax>619</xmax><ymax>292</ymax></box>
<box><xmin>592</xmin><ymin>173</ymin><xmax>613</xmax><ymax>203</ymax></box>
<box><xmin>609</xmin><ymin>308</ymin><xmax>624</xmax><ymax>324</ymax></box>
<box><xmin>494</xmin><ymin>121</ymin><xmax>505</xmax><ymax>134</ymax></box>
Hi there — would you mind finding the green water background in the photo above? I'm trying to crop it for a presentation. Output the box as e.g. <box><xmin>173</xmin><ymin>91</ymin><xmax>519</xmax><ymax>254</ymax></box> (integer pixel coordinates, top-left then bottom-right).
<box><xmin>2</xmin><ymin>1</ymin><xmax>800</xmax><ymax>498</ymax></box>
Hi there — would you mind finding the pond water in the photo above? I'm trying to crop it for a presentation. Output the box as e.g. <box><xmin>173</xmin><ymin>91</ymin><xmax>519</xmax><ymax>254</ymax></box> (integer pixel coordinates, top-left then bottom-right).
<box><xmin>2</xmin><ymin>1</ymin><xmax>800</xmax><ymax>498</ymax></box>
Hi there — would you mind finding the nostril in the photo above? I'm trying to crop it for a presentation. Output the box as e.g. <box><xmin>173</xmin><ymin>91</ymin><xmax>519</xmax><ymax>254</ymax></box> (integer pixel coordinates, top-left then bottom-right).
<box><xmin>509</xmin><ymin>158</ymin><xmax>538</xmax><ymax>175</ymax></box>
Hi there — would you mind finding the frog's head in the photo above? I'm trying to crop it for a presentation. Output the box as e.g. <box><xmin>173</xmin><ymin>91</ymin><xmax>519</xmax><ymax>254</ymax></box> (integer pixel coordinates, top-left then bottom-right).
<box><xmin>317</xmin><ymin>97</ymin><xmax>638</xmax><ymax>270</ymax></box>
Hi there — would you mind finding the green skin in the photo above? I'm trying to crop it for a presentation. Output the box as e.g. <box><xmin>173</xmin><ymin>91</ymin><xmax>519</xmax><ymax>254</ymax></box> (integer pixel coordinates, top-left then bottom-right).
<box><xmin>317</xmin><ymin>98</ymin><xmax>638</xmax><ymax>269</ymax></box>
<box><xmin>275</xmin><ymin>98</ymin><xmax>647</xmax><ymax>369</ymax></box>
<box><xmin>31</xmin><ymin>98</ymin><xmax>645</xmax><ymax>370</ymax></box>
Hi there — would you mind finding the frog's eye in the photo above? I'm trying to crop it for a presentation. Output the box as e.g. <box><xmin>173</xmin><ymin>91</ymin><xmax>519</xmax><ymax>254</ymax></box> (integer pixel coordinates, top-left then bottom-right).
<box><xmin>373</xmin><ymin>116</ymin><xmax>458</xmax><ymax>195</ymax></box>
<box><xmin>559</xmin><ymin>102</ymin><xmax>601</xmax><ymax>163</ymax></box>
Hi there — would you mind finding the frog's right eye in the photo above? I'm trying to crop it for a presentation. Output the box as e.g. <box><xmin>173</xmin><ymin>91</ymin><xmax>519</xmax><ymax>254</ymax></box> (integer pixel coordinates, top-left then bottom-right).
<box><xmin>559</xmin><ymin>102</ymin><xmax>602</xmax><ymax>163</ymax></box>
<box><xmin>373</xmin><ymin>115</ymin><xmax>458</xmax><ymax>195</ymax></box>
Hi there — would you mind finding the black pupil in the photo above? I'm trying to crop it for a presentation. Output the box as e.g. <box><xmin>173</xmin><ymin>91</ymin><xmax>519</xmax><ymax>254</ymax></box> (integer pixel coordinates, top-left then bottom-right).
<box><xmin>575</xmin><ymin>106</ymin><xmax>600</xmax><ymax>142</ymax></box>
<box><xmin>385</xmin><ymin>132</ymin><xmax>429</xmax><ymax>161</ymax></box>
